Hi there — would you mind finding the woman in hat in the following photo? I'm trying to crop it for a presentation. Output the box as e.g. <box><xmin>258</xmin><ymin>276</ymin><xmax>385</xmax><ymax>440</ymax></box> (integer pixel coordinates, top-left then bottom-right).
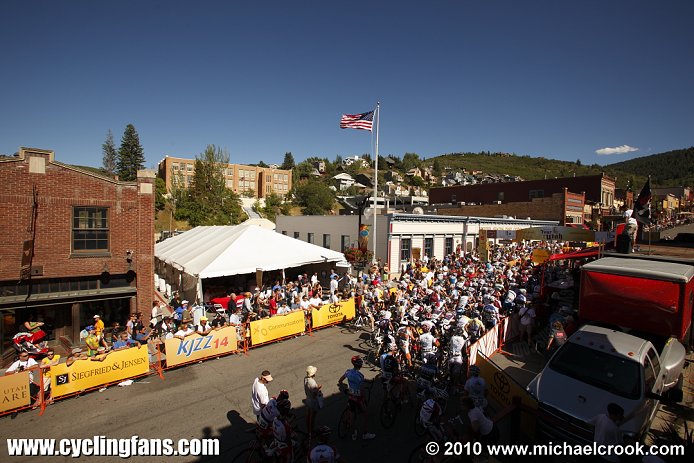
<box><xmin>304</xmin><ymin>365</ymin><xmax>322</xmax><ymax>435</ymax></box>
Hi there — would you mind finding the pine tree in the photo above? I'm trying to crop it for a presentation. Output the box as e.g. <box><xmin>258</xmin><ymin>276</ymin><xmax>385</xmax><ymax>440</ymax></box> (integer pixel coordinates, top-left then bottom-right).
<box><xmin>102</xmin><ymin>129</ymin><xmax>117</xmax><ymax>175</ymax></box>
<box><xmin>281</xmin><ymin>152</ymin><xmax>295</xmax><ymax>170</ymax></box>
<box><xmin>117</xmin><ymin>124</ymin><xmax>145</xmax><ymax>181</ymax></box>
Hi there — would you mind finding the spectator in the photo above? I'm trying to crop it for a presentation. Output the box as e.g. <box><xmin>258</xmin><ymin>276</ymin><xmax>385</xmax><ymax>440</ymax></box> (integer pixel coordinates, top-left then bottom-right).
<box><xmin>251</xmin><ymin>370</ymin><xmax>273</xmax><ymax>423</ymax></box>
<box><xmin>113</xmin><ymin>332</ymin><xmax>139</xmax><ymax>350</ymax></box>
<box><xmin>304</xmin><ymin>365</ymin><xmax>322</xmax><ymax>435</ymax></box>
<box><xmin>174</xmin><ymin>321</ymin><xmax>196</xmax><ymax>340</ymax></box>
<box><xmin>5</xmin><ymin>351</ymin><xmax>41</xmax><ymax>409</ymax></box>
<box><xmin>84</xmin><ymin>326</ymin><xmax>100</xmax><ymax>357</ymax></box>
<box><xmin>40</xmin><ymin>348</ymin><xmax>60</xmax><ymax>404</ymax></box>
<box><xmin>197</xmin><ymin>316</ymin><xmax>212</xmax><ymax>335</ymax></box>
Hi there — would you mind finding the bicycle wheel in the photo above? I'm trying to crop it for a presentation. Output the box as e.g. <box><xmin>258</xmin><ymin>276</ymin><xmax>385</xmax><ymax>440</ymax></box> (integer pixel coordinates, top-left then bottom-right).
<box><xmin>414</xmin><ymin>412</ymin><xmax>427</xmax><ymax>437</ymax></box>
<box><xmin>337</xmin><ymin>408</ymin><xmax>352</xmax><ymax>439</ymax></box>
<box><xmin>380</xmin><ymin>397</ymin><xmax>398</xmax><ymax>429</ymax></box>
<box><xmin>231</xmin><ymin>447</ymin><xmax>264</xmax><ymax>463</ymax></box>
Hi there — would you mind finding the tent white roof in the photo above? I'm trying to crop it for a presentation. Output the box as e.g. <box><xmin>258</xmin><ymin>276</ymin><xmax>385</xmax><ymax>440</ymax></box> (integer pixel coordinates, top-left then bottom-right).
<box><xmin>155</xmin><ymin>224</ymin><xmax>347</xmax><ymax>279</ymax></box>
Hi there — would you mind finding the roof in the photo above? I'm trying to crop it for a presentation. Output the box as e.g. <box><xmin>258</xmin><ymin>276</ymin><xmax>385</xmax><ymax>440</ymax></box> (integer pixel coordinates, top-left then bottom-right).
<box><xmin>582</xmin><ymin>257</ymin><xmax>694</xmax><ymax>283</ymax></box>
<box><xmin>570</xmin><ymin>324</ymin><xmax>649</xmax><ymax>359</ymax></box>
<box><xmin>155</xmin><ymin>224</ymin><xmax>346</xmax><ymax>278</ymax></box>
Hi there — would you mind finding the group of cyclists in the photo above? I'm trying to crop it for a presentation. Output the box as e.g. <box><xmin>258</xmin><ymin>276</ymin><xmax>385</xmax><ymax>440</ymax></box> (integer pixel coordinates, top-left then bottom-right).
<box><xmin>244</xmin><ymin>242</ymin><xmax>560</xmax><ymax>462</ymax></box>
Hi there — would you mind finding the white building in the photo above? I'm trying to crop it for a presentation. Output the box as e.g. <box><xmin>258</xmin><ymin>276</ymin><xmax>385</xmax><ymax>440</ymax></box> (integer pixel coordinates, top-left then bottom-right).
<box><xmin>276</xmin><ymin>213</ymin><xmax>557</xmax><ymax>275</ymax></box>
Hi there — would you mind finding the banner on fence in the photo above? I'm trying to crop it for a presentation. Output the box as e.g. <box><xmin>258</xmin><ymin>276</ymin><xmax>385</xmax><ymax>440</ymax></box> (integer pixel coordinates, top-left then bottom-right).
<box><xmin>0</xmin><ymin>371</ymin><xmax>32</xmax><ymax>413</ymax></box>
<box><xmin>165</xmin><ymin>326</ymin><xmax>238</xmax><ymax>367</ymax></box>
<box><xmin>476</xmin><ymin>352</ymin><xmax>537</xmax><ymax>436</ymax></box>
<box><xmin>51</xmin><ymin>347</ymin><xmax>149</xmax><ymax>397</ymax></box>
<box><xmin>312</xmin><ymin>298</ymin><xmax>356</xmax><ymax>329</ymax></box>
<box><xmin>468</xmin><ymin>324</ymin><xmax>499</xmax><ymax>367</ymax></box>
<box><xmin>249</xmin><ymin>310</ymin><xmax>305</xmax><ymax>345</ymax></box>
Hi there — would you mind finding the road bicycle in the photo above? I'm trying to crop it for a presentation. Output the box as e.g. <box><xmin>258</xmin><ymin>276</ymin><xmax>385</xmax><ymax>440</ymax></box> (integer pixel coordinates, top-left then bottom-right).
<box><xmin>232</xmin><ymin>421</ymin><xmax>310</xmax><ymax>463</ymax></box>
<box><xmin>336</xmin><ymin>381</ymin><xmax>374</xmax><ymax>439</ymax></box>
<box><xmin>379</xmin><ymin>375</ymin><xmax>414</xmax><ymax>429</ymax></box>
<box><xmin>408</xmin><ymin>416</ymin><xmax>467</xmax><ymax>463</ymax></box>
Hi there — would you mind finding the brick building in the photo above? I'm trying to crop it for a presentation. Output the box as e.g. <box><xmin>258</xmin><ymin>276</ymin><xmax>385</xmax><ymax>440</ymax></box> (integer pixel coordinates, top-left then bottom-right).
<box><xmin>0</xmin><ymin>148</ymin><xmax>155</xmax><ymax>359</ymax></box>
<box><xmin>429</xmin><ymin>173</ymin><xmax>616</xmax><ymax>225</ymax></box>
<box><xmin>157</xmin><ymin>156</ymin><xmax>292</xmax><ymax>199</ymax></box>
<box><xmin>432</xmin><ymin>188</ymin><xmax>585</xmax><ymax>225</ymax></box>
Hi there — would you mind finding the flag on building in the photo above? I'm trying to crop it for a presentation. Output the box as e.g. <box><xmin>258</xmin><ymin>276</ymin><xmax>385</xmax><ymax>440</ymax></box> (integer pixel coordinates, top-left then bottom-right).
<box><xmin>633</xmin><ymin>177</ymin><xmax>653</xmax><ymax>225</ymax></box>
<box><xmin>340</xmin><ymin>111</ymin><xmax>374</xmax><ymax>131</ymax></box>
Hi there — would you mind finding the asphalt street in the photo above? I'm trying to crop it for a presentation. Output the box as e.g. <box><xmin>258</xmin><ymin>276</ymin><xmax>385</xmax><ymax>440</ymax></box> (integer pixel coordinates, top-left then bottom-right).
<box><xmin>1</xmin><ymin>325</ymin><xmax>440</xmax><ymax>463</ymax></box>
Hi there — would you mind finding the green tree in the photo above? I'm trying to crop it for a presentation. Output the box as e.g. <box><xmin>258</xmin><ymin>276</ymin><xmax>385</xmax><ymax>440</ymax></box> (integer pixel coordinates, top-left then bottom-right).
<box><xmin>175</xmin><ymin>145</ymin><xmax>243</xmax><ymax>226</ymax></box>
<box><xmin>257</xmin><ymin>161</ymin><xmax>269</xmax><ymax>168</ymax></box>
<box><xmin>292</xmin><ymin>180</ymin><xmax>335</xmax><ymax>215</ymax></box>
<box><xmin>117</xmin><ymin>124</ymin><xmax>145</xmax><ymax>181</ymax></box>
<box><xmin>102</xmin><ymin>129</ymin><xmax>117</xmax><ymax>176</ymax></box>
<box><xmin>281</xmin><ymin>152</ymin><xmax>295</xmax><ymax>170</ymax></box>
<box><xmin>155</xmin><ymin>177</ymin><xmax>167</xmax><ymax>212</ymax></box>
<box><xmin>432</xmin><ymin>159</ymin><xmax>442</xmax><ymax>177</ymax></box>
<box><xmin>402</xmin><ymin>152</ymin><xmax>421</xmax><ymax>171</ymax></box>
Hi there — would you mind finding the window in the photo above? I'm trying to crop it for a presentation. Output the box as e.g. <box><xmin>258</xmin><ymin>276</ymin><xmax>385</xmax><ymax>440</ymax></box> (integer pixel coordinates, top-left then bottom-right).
<box><xmin>281</xmin><ymin>231</ymin><xmax>287</xmax><ymax>235</ymax></box>
<box><xmin>497</xmin><ymin>191</ymin><xmax>504</xmax><ymax>201</ymax></box>
<box><xmin>293</xmin><ymin>232</ymin><xmax>300</xmax><ymax>239</ymax></box>
<box><xmin>323</xmin><ymin>234</ymin><xmax>331</xmax><ymax>248</ymax></box>
<box><xmin>341</xmin><ymin>235</ymin><xmax>350</xmax><ymax>251</ymax></box>
<box><xmin>307</xmin><ymin>233</ymin><xmax>314</xmax><ymax>244</ymax></box>
<box><xmin>400</xmin><ymin>238</ymin><xmax>412</xmax><ymax>261</ymax></box>
<box><xmin>445</xmin><ymin>237</ymin><xmax>453</xmax><ymax>255</ymax></box>
<box><xmin>72</xmin><ymin>207</ymin><xmax>109</xmax><ymax>253</ymax></box>
<box><xmin>529</xmin><ymin>189</ymin><xmax>544</xmax><ymax>199</ymax></box>
<box><xmin>424</xmin><ymin>238</ymin><xmax>433</xmax><ymax>258</ymax></box>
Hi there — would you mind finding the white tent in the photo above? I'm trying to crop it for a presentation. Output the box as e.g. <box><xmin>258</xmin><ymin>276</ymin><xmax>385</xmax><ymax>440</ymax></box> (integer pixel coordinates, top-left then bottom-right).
<box><xmin>155</xmin><ymin>224</ymin><xmax>348</xmax><ymax>300</ymax></box>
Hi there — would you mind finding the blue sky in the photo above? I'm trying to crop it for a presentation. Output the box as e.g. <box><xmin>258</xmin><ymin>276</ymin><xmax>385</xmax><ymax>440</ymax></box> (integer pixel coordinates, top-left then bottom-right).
<box><xmin>1</xmin><ymin>1</ymin><xmax>692</xmax><ymax>169</ymax></box>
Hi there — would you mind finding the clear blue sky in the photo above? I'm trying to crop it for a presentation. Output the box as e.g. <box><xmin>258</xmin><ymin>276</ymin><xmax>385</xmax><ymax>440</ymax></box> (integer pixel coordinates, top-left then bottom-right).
<box><xmin>1</xmin><ymin>1</ymin><xmax>692</xmax><ymax>169</ymax></box>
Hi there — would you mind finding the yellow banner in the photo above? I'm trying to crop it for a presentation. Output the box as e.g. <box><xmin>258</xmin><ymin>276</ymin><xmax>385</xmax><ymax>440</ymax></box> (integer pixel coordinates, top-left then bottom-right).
<box><xmin>312</xmin><ymin>298</ymin><xmax>356</xmax><ymax>329</ymax></box>
<box><xmin>164</xmin><ymin>326</ymin><xmax>238</xmax><ymax>367</ymax></box>
<box><xmin>514</xmin><ymin>226</ymin><xmax>594</xmax><ymax>242</ymax></box>
<box><xmin>531</xmin><ymin>248</ymin><xmax>551</xmax><ymax>264</ymax></box>
<box><xmin>0</xmin><ymin>371</ymin><xmax>32</xmax><ymax>413</ymax></box>
<box><xmin>476</xmin><ymin>353</ymin><xmax>537</xmax><ymax>437</ymax></box>
<box><xmin>249</xmin><ymin>310</ymin><xmax>305</xmax><ymax>345</ymax></box>
<box><xmin>51</xmin><ymin>347</ymin><xmax>149</xmax><ymax>397</ymax></box>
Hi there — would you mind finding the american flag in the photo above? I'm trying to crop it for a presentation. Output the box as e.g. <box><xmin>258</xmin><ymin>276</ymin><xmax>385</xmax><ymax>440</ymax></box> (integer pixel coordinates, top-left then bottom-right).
<box><xmin>340</xmin><ymin>111</ymin><xmax>374</xmax><ymax>131</ymax></box>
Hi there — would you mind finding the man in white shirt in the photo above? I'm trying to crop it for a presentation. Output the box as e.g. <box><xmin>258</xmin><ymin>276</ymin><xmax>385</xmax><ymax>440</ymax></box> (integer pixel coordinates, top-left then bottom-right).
<box><xmin>6</xmin><ymin>351</ymin><xmax>41</xmax><ymax>408</ymax></box>
<box><xmin>518</xmin><ymin>301</ymin><xmax>536</xmax><ymax>347</ymax></box>
<box><xmin>309</xmin><ymin>295</ymin><xmax>323</xmax><ymax>312</ymax></box>
<box><xmin>174</xmin><ymin>322</ymin><xmax>196</xmax><ymax>340</ymax></box>
<box><xmin>251</xmin><ymin>370</ymin><xmax>273</xmax><ymax>422</ymax></box>
<box><xmin>588</xmin><ymin>403</ymin><xmax>625</xmax><ymax>463</ymax></box>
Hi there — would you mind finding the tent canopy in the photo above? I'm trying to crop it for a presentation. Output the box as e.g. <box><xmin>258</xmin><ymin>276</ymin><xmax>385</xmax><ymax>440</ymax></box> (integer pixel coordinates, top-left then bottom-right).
<box><xmin>155</xmin><ymin>224</ymin><xmax>347</xmax><ymax>279</ymax></box>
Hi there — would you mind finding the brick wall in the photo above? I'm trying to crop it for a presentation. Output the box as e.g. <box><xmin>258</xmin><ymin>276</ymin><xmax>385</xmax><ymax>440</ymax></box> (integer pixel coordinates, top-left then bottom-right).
<box><xmin>435</xmin><ymin>193</ymin><xmax>566</xmax><ymax>222</ymax></box>
<box><xmin>0</xmin><ymin>148</ymin><xmax>154</xmax><ymax>315</ymax></box>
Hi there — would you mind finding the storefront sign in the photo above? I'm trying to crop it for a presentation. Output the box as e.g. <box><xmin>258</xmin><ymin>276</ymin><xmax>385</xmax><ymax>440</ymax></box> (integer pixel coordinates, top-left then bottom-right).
<box><xmin>51</xmin><ymin>347</ymin><xmax>149</xmax><ymax>397</ymax></box>
<box><xmin>0</xmin><ymin>371</ymin><xmax>31</xmax><ymax>413</ymax></box>
<box><xmin>249</xmin><ymin>310</ymin><xmax>305</xmax><ymax>345</ymax></box>
<box><xmin>312</xmin><ymin>298</ymin><xmax>356</xmax><ymax>328</ymax></box>
<box><xmin>164</xmin><ymin>326</ymin><xmax>238</xmax><ymax>367</ymax></box>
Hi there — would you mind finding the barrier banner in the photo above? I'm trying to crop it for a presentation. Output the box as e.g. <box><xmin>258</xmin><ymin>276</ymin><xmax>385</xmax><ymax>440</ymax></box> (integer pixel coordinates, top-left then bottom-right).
<box><xmin>51</xmin><ymin>347</ymin><xmax>149</xmax><ymax>398</ymax></box>
<box><xmin>0</xmin><ymin>371</ymin><xmax>32</xmax><ymax>413</ymax></box>
<box><xmin>312</xmin><ymin>298</ymin><xmax>355</xmax><ymax>329</ymax></box>
<box><xmin>249</xmin><ymin>310</ymin><xmax>305</xmax><ymax>345</ymax></box>
<box><xmin>164</xmin><ymin>326</ymin><xmax>238</xmax><ymax>367</ymax></box>
<box><xmin>476</xmin><ymin>352</ymin><xmax>537</xmax><ymax>436</ymax></box>
<box><xmin>468</xmin><ymin>324</ymin><xmax>499</xmax><ymax>367</ymax></box>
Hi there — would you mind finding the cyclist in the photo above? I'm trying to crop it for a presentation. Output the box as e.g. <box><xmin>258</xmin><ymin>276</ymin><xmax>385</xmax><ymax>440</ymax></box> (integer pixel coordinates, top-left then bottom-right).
<box><xmin>448</xmin><ymin>327</ymin><xmax>468</xmax><ymax>389</ymax></box>
<box><xmin>463</xmin><ymin>365</ymin><xmax>488</xmax><ymax>409</ymax></box>
<box><xmin>379</xmin><ymin>342</ymin><xmax>407</xmax><ymax>401</ymax></box>
<box><xmin>418</xmin><ymin>323</ymin><xmax>439</xmax><ymax>363</ymax></box>
<box><xmin>419</xmin><ymin>388</ymin><xmax>445</xmax><ymax>442</ymax></box>
<box><xmin>270</xmin><ymin>398</ymin><xmax>294</xmax><ymax>463</ymax></box>
<box><xmin>337</xmin><ymin>355</ymin><xmax>376</xmax><ymax>440</ymax></box>
<box><xmin>415</xmin><ymin>353</ymin><xmax>438</xmax><ymax>397</ymax></box>
<box><xmin>396</xmin><ymin>320</ymin><xmax>415</xmax><ymax>369</ymax></box>
<box><xmin>258</xmin><ymin>390</ymin><xmax>290</xmax><ymax>441</ymax></box>
<box><xmin>308</xmin><ymin>426</ymin><xmax>346</xmax><ymax>463</ymax></box>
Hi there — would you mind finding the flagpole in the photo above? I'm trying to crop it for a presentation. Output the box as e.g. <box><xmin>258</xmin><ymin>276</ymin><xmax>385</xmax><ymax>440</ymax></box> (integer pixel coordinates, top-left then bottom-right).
<box><xmin>372</xmin><ymin>102</ymin><xmax>380</xmax><ymax>266</ymax></box>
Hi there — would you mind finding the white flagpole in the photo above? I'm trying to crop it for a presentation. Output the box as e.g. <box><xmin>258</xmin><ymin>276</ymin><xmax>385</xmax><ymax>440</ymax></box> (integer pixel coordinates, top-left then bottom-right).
<box><xmin>372</xmin><ymin>102</ymin><xmax>380</xmax><ymax>266</ymax></box>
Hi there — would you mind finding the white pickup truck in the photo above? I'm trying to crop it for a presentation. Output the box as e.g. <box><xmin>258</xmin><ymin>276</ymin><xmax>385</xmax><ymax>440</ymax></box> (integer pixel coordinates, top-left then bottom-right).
<box><xmin>527</xmin><ymin>324</ymin><xmax>686</xmax><ymax>443</ymax></box>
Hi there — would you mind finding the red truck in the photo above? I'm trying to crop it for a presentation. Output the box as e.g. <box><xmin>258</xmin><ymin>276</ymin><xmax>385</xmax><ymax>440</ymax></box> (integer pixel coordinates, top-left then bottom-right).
<box><xmin>579</xmin><ymin>255</ymin><xmax>694</xmax><ymax>346</ymax></box>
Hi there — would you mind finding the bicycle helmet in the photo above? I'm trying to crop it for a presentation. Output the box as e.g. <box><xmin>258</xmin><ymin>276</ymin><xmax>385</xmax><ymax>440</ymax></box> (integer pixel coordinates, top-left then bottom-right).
<box><xmin>469</xmin><ymin>365</ymin><xmax>481</xmax><ymax>376</ymax></box>
<box><xmin>276</xmin><ymin>398</ymin><xmax>291</xmax><ymax>415</ymax></box>
<box><xmin>351</xmin><ymin>355</ymin><xmax>364</xmax><ymax>368</ymax></box>
<box><xmin>277</xmin><ymin>389</ymin><xmax>289</xmax><ymax>401</ymax></box>
<box><xmin>316</xmin><ymin>425</ymin><xmax>332</xmax><ymax>438</ymax></box>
